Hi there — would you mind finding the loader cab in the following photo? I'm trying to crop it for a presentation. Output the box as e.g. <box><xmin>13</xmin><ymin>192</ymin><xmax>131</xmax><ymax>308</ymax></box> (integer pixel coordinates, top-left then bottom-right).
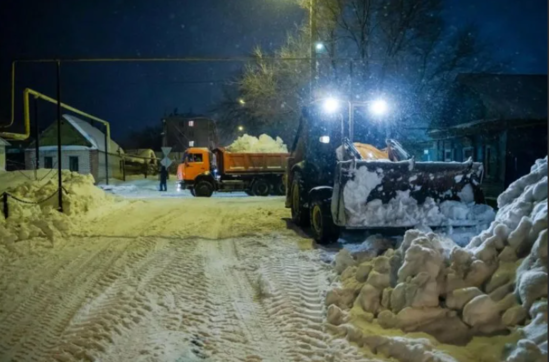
<box><xmin>296</xmin><ymin>105</ymin><xmax>344</xmax><ymax>185</ymax></box>
<box><xmin>178</xmin><ymin>147</ymin><xmax>216</xmax><ymax>182</ymax></box>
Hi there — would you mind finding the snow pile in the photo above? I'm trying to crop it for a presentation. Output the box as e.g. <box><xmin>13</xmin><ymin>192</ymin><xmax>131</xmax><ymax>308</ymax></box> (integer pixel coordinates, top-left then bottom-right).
<box><xmin>0</xmin><ymin>171</ymin><xmax>115</xmax><ymax>246</ymax></box>
<box><xmin>343</xmin><ymin>165</ymin><xmax>495</xmax><ymax>227</ymax></box>
<box><xmin>326</xmin><ymin>156</ymin><xmax>548</xmax><ymax>362</ymax></box>
<box><xmin>226</xmin><ymin>134</ymin><xmax>288</xmax><ymax>153</ymax></box>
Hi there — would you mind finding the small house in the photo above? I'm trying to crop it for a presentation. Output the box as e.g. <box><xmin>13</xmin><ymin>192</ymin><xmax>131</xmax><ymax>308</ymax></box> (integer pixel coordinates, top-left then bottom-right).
<box><xmin>429</xmin><ymin>74</ymin><xmax>547</xmax><ymax>200</ymax></box>
<box><xmin>25</xmin><ymin>114</ymin><xmax>124</xmax><ymax>183</ymax></box>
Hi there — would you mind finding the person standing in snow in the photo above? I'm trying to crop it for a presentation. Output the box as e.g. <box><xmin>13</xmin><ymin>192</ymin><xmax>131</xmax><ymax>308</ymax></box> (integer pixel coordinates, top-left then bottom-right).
<box><xmin>159</xmin><ymin>165</ymin><xmax>168</xmax><ymax>192</ymax></box>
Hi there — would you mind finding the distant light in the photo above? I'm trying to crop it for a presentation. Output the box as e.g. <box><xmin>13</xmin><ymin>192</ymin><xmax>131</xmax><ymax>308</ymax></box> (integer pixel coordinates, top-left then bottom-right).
<box><xmin>238</xmin><ymin>126</ymin><xmax>244</xmax><ymax>131</ymax></box>
<box><xmin>322</xmin><ymin>97</ymin><xmax>340</xmax><ymax>114</ymax></box>
<box><xmin>369</xmin><ymin>99</ymin><xmax>389</xmax><ymax>116</ymax></box>
<box><xmin>319</xmin><ymin>136</ymin><xmax>330</xmax><ymax>144</ymax></box>
<box><xmin>238</xmin><ymin>98</ymin><xmax>246</xmax><ymax>105</ymax></box>
<box><xmin>315</xmin><ymin>42</ymin><xmax>324</xmax><ymax>51</ymax></box>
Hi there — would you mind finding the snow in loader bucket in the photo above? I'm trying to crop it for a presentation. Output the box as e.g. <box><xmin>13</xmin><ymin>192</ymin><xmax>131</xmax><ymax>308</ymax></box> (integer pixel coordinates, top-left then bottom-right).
<box><xmin>332</xmin><ymin>158</ymin><xmax>495</xmax><ymax>228</ymax></box>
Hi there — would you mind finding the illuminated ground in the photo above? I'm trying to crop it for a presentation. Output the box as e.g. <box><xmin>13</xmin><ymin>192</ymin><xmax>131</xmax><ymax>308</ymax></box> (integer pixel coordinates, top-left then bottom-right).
<box><xmin>0</xmin><ymin>195</ymin><xmax>367</xmax><ymax>362</ymax></box>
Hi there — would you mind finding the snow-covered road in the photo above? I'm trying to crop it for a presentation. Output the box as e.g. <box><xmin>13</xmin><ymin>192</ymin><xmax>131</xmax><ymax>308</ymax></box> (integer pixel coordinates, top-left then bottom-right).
<box><xmin>0</xmin><ymin>196</ymin><xmax>367</xmax><ymax>362</ymax></box>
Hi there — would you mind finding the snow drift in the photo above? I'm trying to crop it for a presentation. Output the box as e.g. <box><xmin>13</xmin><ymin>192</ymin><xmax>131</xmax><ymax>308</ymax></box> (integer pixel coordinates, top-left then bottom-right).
<box><xmin>326</xmin><ymin>156</ymin><xmax>548</xmax><ymax>362</ymax></box>
<box><xmin>0</xmin><ymin>171</ymin><xmax>115</xmax><ymax>246</ymax></box>
<box><xmin>226</xmin><ymin>134</ymin><xmax>288</xmax><ymax>153</ymax></box>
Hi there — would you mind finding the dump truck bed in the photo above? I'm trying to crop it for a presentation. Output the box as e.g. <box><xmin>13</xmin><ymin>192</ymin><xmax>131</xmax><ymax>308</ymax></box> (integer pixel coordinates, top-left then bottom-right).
<box><xmin>214</xmin><ymin>148</ymin><xmax>289</xmax><ymax>175</ymax></box>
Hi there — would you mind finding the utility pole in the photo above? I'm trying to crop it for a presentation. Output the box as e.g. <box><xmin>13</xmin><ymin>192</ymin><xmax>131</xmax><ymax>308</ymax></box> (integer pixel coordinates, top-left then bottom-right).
<box><xmin>56</xmin><ymin>61</ymin><xmax>63</xmax><ymax>212</ymax></box>
<box><xmin>309</xmin><ymin>0</ymin><xmax>317</xmax><ymax>100</ymax></box>
<box><xmin>34</xmin><ymin>97</ymin><xmax>39</xmax><ymax>170</ymax></box>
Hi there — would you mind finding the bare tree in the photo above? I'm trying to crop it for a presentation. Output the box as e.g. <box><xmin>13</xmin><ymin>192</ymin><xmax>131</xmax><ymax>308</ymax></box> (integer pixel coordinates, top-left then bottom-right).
<box><xmin>215</xmin><ymin>0</ymin><xmax>500</xmax><ymax>144</ymax></box>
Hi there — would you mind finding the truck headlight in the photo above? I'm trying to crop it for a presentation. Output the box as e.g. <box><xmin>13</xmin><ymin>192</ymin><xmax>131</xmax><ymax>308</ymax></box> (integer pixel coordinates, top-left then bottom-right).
<box><xmin>319</xmin><ymin>136</ymin><xmax>330</xmax><ymax>144</ymax></box>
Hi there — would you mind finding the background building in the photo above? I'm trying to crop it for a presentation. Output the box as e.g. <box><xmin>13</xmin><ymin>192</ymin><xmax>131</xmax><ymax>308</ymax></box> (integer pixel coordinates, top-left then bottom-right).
<box><xmin>429</xmin><ymin>74</ymin><xmax>547</xmax><ymax>201</ymax></box>
<box><xmin>25</xmin><ymin>114</ymin><xmax>124</xmax><ymax>183</ymax></box>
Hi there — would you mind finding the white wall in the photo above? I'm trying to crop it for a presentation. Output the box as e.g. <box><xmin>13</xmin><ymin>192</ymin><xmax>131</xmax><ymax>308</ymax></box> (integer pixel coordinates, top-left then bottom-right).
<box><xmin>26</xmin><ymin>149</ymin><xmax>92</xmax><ymax>175</ymax></box>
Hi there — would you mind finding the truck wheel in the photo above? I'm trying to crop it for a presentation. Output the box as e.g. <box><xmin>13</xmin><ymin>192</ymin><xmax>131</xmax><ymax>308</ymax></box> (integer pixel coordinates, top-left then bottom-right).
<box><xmin>195</xmin><ymin>181</ymin><xmax>214</xmax><ymax>197</ymax></box>
<box><xmin>190</xmin><ymin>188</ymin><xmax>196</xmax><ymax>196</ymax></box>
<box><xmin>291</xmin><ymin>173</ymin><xmax>309</xmax><ymax>226</ymax></box>
<box><xmin>252</xmin><ymin>179</ymin><xmax>270</xmax><ymax>197</ymax></box>
<box><xmin>245</xmin><ymin>190</ymin><xmax>253</xmax><ymax>196</ymax></box>
<box><xmin>310</xmin><ymin>199</ymin><xmax>339</xmax><ymax>244</ymax></box>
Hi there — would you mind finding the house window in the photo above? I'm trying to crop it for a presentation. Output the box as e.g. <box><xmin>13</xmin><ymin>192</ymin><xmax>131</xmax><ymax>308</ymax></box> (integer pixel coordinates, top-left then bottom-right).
<box><xmin>463</xmin><ymin>147</ymin><xmax>474</xmax><ymax>161</ymax></box>
<box><xmin>188</xmin><ymin>120</ymin><xmax>194</xmax><ymax>127</ymax></box>
<box><xmin>44</xmin><ymin>156</ymin><xmax>53</xmax><ymax>169</ymax></box>
<box><xmin>69</xmin><ymin>156</ymin><xmax>79</xmax><ymax>172</ymax></box>
<box><xmin>444</xmin><ymin>149</ymin><xmax>453</xmax><ymax>161</ymax></box>
<box><xmin>484</xmin><ymin>145</ymin><xmax>492</xmax><ymax>178</ymax></box>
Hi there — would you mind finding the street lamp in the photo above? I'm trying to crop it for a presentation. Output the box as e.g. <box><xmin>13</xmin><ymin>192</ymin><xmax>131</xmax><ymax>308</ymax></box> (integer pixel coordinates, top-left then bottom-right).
<box><xmin>322</xmin><ymin>97</ymin><xmax>340</xmax><ymax>114</ymax></box>
<box><xmin>238</xmin><ymin>98</ymin><xmax>246</xmax><ymax>105</ymax></box>
<box><xmin>369</xmin><ymin>99</ymin><xmax>388</xmax><ymax>116</ymax></box>
<box><xmin>315</xmin><ymin>42</ymin><xmax>324</xmax><ymax>52</ymax></box>
<box><xmin>238</xmin><ymin>125</ymin><xmax>244</xmax><ymax>131</ymax></box>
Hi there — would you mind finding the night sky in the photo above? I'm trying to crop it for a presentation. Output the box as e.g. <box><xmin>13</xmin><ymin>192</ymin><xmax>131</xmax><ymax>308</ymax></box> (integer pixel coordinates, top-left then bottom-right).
<box><xmin>0</xmin><ymin>0</ymin><xmax>546</xmax><ymax>142</ymax></box>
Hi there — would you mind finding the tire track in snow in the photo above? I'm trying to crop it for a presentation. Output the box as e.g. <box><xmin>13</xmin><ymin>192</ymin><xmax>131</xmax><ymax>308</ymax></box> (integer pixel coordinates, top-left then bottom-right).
<box><xmin>234</xmin><ymin>238</ymin><xmax>367</xmax><ymax>362</ymax></box>
<box><xmin>198</xmin><ymin>238</ymin><xmax>290</xmax><ymax>362</ymax></box>
<box><xmin>49</xmin><ymin>236</ymin><xmax>172</xmax><ymax>361</ymax></box>
<box><xmin>0</xmin><ymin>237</ymin><xmax>132</xmax><ymax>362</ymax></box>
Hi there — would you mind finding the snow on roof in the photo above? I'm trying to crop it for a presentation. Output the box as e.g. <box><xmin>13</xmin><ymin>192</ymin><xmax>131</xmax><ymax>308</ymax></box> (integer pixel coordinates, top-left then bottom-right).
<box><xmin>0</xmin><ymin>137</ymin><xmax>10</xmax><ymax>147</ymax></box>
<box><xmin>63</xmin><ymin>114</ymin><xmax>123</xmax><ymax>154</ymax></box>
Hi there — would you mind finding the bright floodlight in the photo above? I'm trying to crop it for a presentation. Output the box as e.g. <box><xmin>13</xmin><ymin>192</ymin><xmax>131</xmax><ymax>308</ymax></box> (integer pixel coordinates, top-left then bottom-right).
<box><xmin>322</xmin><ymin>97</ymin><xmax>340</xmax><ymax>113</ymax></box>
<box><xmin>369</xmin><ymin>99</ymin><xmax>388</xmax><ymax>116</ymax></box>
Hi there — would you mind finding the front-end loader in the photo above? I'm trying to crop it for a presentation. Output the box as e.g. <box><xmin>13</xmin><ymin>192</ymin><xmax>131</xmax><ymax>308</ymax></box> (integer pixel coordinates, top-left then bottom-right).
<box><xmin>286</xmin><ymin>102</ymin><xmax>486</xmax><ymax>243</ymax></box>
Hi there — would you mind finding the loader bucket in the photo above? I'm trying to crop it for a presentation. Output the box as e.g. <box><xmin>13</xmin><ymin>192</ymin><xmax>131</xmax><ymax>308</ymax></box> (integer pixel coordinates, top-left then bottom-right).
<box><xmin>332</xmin><ymin>159</ymin><xmax>488</xmax><ymax>228</ymax></box>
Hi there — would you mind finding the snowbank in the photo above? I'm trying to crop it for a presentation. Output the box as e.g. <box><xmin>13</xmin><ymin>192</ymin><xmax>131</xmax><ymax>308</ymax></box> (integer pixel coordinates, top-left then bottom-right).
<box><xmin>226</xmin><ymin>134</ymin><xmax>288</xmax><ymax>153</ymax></box>
<box><xmin>326</xmin><ymin>156</ymin><xmax>548</xmax><ymax>362</ymax></box>
<box><xmin>0</xmin><ymin>171</ymin><xmax>116</xmax><ymax>246</ymax></box>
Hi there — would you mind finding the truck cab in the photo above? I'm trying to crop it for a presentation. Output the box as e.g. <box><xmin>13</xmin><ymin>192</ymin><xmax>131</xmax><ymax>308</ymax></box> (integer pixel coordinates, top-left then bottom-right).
<box><xmin>177</xmin><ymin>147</ymin><xmax>217</xmax><ymax>196</ymax></box>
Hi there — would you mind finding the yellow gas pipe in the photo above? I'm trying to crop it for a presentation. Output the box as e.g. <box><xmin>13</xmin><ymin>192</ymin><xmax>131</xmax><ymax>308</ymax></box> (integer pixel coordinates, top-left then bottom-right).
<box><xmin>0</xmin><ymin>88</ymin><xmax>110</xmax><ymax>146</ymax></box>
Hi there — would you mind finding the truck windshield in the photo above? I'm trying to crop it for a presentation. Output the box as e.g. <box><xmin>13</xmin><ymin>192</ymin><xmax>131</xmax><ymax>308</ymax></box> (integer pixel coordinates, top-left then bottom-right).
<box><xmin>183</xmin><ymin>152</ymin><xmax>203</xmax><ymax>163</ymax></box>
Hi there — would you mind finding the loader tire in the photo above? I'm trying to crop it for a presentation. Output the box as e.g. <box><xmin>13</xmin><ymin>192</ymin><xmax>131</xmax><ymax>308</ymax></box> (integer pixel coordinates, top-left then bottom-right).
<box><xmin>310</xmin><ymin>199</ymin><xmax>339</xmax><ymax>244</ymax></box>
<box><xmin>245</xmin><ymin>190</ymin><xmax>253</xmax><ymax>196</ymax></box>
<box><xmin>290</xmin><ymin>173</ymin><xmax>309</xmax><ymax>226</ymax></box>
<box><xmin>190</xmin><ymin>188</ymin><xmax>196</xmax><ymax>197</ymax></box>
<box><xmin>195</xmin><ymin>181</ymin><xmax>214</xmax><ymax>197</ymax></box>
<box><xmin>252</xmin><ymin>179</ymin><xmax>270</xmax><ymax>197</ymax></box>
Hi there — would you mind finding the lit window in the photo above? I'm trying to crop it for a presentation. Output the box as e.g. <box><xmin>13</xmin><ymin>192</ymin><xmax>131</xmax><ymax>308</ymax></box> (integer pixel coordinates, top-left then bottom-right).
<box><xmin>189</xmin><ymin>141</ymin><xmax>194</xmax><ymax>147</ymax></box>
<box><xmin>189</xmin><ymin>120</ymin><xmax>194</xmax><ymax>127</ymax></box>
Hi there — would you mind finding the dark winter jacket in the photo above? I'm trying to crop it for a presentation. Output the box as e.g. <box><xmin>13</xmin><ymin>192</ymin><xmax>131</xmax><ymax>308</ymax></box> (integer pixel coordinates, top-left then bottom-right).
<box><xmin>160</xmin><ymin>167</ymin><xmax>169</xmax><ymax>182</ymax></box>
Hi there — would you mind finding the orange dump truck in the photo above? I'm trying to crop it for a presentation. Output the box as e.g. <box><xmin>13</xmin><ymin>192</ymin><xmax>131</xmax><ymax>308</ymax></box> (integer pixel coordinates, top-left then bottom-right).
<box><xmin>177</xmin><ymin>147</ymin><xmax>289</xmax><ymax>197</ymax></box>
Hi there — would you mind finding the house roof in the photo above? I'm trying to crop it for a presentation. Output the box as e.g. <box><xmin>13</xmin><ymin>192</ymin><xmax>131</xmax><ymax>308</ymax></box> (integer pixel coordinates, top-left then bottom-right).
<box><xmin>63</xmin><ymin>114</ymin><xmax>123</xmax><ymax>154</ymax></box>
<box><xmin>0</xmin><ymin>137</ymin><xmax>10</xmax><ymax>147</ymax></box>
<box><xmin>455</xmin><ymin>73</ymin><xmax>547</xmax><ymax>121</ymax></box>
